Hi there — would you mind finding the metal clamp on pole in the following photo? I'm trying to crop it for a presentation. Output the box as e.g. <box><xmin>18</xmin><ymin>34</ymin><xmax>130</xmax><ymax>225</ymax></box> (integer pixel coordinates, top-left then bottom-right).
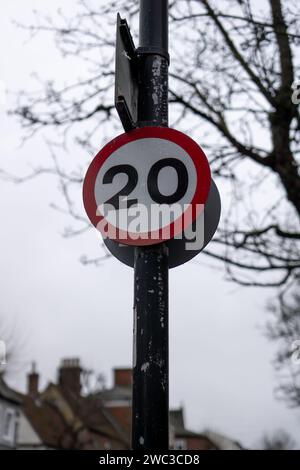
<box><xmin>132</xmin><ymin>0</ymin><xmax>170</xmax><ymax>451</ymax></box>
<box><xmin>136</xmin><ymin>47</ymin><xmax>170</xmax><ymax>64</ymax></box>
<box><xmin>115</xmin><ymin>14</ymin><xmax>138</xmax><ymax>132</ymax></box>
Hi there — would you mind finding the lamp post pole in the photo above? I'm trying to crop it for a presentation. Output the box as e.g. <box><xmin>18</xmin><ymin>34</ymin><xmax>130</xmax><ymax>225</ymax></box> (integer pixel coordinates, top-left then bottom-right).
<box><xmin>132</xmin><ymin>0</ymin><xmax>170</xmax><ymax>451</ymax></box>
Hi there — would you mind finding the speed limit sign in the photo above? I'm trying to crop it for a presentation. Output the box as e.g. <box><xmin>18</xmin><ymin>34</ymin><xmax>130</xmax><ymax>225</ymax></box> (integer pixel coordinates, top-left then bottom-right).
<box><xmin>83</xmin><ymin>127</ymin><xmax>211</xmax><ymax>246</ymax></box>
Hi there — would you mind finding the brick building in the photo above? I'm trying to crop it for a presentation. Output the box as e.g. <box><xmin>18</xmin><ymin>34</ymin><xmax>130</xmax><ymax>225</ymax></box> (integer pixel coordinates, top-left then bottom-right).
<box><xmin>15</xmin><ymin>359</ymin><xmax>242</xmax><ymax>450</ymax></box>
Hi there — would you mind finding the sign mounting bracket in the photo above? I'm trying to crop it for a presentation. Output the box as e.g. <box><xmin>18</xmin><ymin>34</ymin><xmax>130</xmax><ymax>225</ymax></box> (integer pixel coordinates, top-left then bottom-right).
<box><xmin>115</xmin><ymin>14</ymin><xmax>138</xmax><ymax>132</ymax></box>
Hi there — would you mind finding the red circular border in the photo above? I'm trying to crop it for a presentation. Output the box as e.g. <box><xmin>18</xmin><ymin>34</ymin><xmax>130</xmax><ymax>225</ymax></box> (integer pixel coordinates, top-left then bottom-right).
<box><xmin>83</xmin><ymin>127</ymin><xmax>211</xmax><ymax>246</ymax></box>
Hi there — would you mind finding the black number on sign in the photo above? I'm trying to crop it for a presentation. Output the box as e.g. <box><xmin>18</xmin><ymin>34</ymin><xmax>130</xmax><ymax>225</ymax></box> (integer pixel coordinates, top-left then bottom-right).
<box><xmin>147</xmin><ymin>158</ymin><xmax>188</xmax><ymax>204</ymax></box>
<box><xmin>103</xmin><ymin>164</ymin><xmax>138</xmax><ymax>209</ymax></box>
<box><xmin>103</xmin><ymin>159</ymin><xmax>188</xmax><ymax>209</ymax></box>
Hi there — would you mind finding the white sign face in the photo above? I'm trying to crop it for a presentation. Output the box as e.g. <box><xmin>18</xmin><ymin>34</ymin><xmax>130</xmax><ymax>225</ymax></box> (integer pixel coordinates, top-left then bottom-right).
<box><xmin>95</xmin><ymin>138</ymin><xmax>197</xmax><ymax>232</ymax></box>
<box><xmin>83</xmin><ymin>127</ymin><xmax>211</xmax><ymax>246</ymax></box>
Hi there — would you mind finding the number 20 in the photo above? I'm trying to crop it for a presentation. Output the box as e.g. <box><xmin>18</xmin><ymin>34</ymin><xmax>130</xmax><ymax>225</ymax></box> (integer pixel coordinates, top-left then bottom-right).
<box><xmin>103</xmin><ymin>158</ymin><xmax>188</xmax><ymax>209</ymax></box>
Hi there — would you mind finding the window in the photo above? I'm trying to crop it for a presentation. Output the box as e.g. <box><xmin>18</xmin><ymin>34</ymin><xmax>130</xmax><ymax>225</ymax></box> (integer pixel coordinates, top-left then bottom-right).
<box><xmin>14</xmin><ymin>415</ymin><xmax>19</xmax><ymax>444</ymax></box>
<box><xmin>3</xmin><ymin>409</ymin><xmax>14</xmax><ymax>441</ymax></box>
<box><xmin>174</xmin><ymin>439</ymin><xmax>187</xmax><ymax>450</ymax></box>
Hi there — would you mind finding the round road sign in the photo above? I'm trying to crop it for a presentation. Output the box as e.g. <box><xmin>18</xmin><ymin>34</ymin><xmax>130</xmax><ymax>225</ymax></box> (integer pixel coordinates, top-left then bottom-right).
<box><xmin>83</xmin><ymin>127</ymin><xmax>211</xmax><ymax>246</ymax></box>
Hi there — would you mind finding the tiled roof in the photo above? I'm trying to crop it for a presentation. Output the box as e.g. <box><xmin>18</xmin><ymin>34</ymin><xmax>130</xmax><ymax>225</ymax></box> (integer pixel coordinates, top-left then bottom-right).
<box><xmin>21</xmin><ymin>395</ymin><xmax>67</xmax><ymax>448</ymax></box>
<box><xmin>14</xmin><ymin>365</ymin><xmax>244</xmax><ymax>450</ymax></box>
<box><xmin>18</xmin><ymin>384</ymin><xmax>130</xmax><ymax>449</ymax></box>
<box><xmin>0</xmin><ymin>376</ymin><xmax>22</xmax><ymax>405</ymax></box>
<box><xmin>60</xmin><ymin>387</ymin><xmax>129</xmax><ymax>446</ymax></box>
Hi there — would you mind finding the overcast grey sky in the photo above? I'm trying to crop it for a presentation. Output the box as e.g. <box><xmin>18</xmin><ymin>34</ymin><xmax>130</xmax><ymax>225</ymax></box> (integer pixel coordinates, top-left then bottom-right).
<box><xmin>0</xmin><ymin>0</ymin><xmax>299</xmax><ymax>449</ymax></box>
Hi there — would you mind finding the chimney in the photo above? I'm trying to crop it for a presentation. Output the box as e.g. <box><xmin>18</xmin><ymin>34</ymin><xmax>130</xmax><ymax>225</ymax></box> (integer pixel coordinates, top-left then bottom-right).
<box><xmin>58</xmin><ymin>358</ymin><xmax>82</xmax><ymax>395</ymax></box>
<box><xmin>114</xmin><ymin>368</ymin><xmax>132</xmax><ymax>387</ymax></box>
<box><xmin>27</xmin><ymin>362</ymin><xmax>39</xmax><ymax>398</ymax></box>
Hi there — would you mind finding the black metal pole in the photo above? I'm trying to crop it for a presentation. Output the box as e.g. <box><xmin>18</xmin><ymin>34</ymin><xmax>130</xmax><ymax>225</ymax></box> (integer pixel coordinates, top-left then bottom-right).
<box><xmin>132</xmin><ymin>0</ymin><xmax>169</xmax><ymax>451</ymax></box>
